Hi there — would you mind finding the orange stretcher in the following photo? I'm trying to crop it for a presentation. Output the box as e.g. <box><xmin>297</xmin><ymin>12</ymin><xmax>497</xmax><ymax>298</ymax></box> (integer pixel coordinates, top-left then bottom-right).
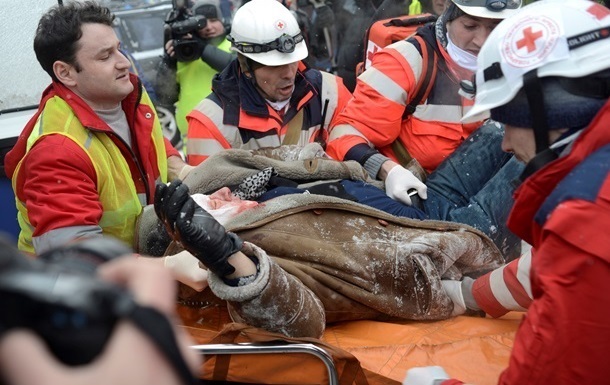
<box><xmin>179</xmin><ymin>300</ymin><xmax>523</xmax><ymax>385</ymax></box>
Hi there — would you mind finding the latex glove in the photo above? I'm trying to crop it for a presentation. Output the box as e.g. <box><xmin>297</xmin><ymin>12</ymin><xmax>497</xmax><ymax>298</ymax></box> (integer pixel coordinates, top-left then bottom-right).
<box><xmin>440</xmin><ymin>280</ymin><xmax>467</xmax><ymax>316</ymax></box>
<box><xmin>154</xmin><ymin>180</ymin><xmax>243</xmax><ymax>277</ymax></box>
<box><xmin>403</xmin><ymin>366</ymin><xmax>450</xmax><ymax>385</ymax></box>
<box><xmin>385</xmin><ymin>165</ymin><xmax>427</xmax><ymax>206</ymax></box>
<box><xmin>164</xmin><ymin>250</ymin><xmax>209</xmax><ymax>292</ymax></box>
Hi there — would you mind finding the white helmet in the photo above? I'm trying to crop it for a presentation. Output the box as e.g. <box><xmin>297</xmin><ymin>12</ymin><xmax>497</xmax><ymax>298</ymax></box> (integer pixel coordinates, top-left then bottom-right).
<box><xmin>228</xmin><ymin>0</ymin><xmax>308</xmax><ymax>66</ymax></box>
<box><xmin>450</xmin><ymin>0</ymin><xmax>522</xmax><ymax>19</ymax></box>
<box><xmin>464</xmin><ymin>0</ymin><xmax>610</xmax><ymax>121</ymax></box>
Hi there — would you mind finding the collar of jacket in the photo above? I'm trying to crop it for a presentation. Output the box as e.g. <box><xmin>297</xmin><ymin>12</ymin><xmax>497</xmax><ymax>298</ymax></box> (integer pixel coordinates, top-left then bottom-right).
<box><xmin>47</xmin><ymin>74</ymin><xmax>143</xmax><ymax>133</ymax></box>
<box><xmin>4</xmin><ymin>74</ymin><xmax>144</xmax><ymax>179</ymax></box>
<box><xmin>507</xmin><ymin>98</ymin><xmax>610</xmax><ymax>245</ymax></box>
<box><xmin>212</xmin><ymin>60</ymin><xmax>317</xmax><ymax>127</ymax></box>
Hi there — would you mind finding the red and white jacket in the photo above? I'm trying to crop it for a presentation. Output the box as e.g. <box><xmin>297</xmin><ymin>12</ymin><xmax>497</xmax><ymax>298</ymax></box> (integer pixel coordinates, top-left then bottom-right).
<box><xmin>448</xmin><ymin>99</ymin><xmax>610</xmax><ymax>384</ymax></box>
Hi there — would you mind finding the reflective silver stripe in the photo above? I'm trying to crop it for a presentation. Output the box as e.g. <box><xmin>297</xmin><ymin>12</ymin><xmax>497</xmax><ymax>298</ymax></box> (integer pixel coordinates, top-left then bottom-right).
<box><xmin>33</xmin><ymin>225</ymin><xmax>103</xmax><ymax>254</ymax></box>
<box><xmin>320</xmin><ymin>71</ymin><xmax>338</xmax><ymax>129</ymax></box>
<box><xmin>390</xmin><ymin>40</ymin><xmax>424</xmax><ymax>81</ymax></box>
<box><xmin>328</xmin><ymin>123</ymin><xmax>369</xmax><ymax>142</ymax></box>
<box><xmin>516</xmin><ymin>248</ymin><xmax>533</xmax><ymax>298</ymax></box>
<box><xmin>137</xmin><ymin>192</ymin><xmax>147</xmax><ymax>206</ymax></box>
<box><xmin>359</xmin><ymin>67</ymin><xmax>408</xmax><ymax>106</ymax></box>
<box><xmin>359</xmin><ymin>40</ymin><xmax>424</xmax><ymax>107</ymax></box>
<box><xmin>187</xmin><ymin>137</ymin><xmax>228</xmax><ymax>158</ymax></box>
<box><xmin>243</xmin><ymin>135</ymin><xmax>282</xmax><ymax>149</ymax></box>
<box><xmin>414</xmin><ymin>104</ymin><xmax>465</xmax><ymax>123</ymax></box>
<box><xmin>488</xmin><ymin>250</ymin><xmax>531</xmax><ymax>313</ymax></box>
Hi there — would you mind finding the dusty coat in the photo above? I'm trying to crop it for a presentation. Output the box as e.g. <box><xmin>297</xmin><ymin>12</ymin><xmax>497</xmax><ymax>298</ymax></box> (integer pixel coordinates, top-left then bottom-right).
<box><xmin>137</xmin><ymin>146</ymin><xmax>504</xmax><ymax>338</ymax></box>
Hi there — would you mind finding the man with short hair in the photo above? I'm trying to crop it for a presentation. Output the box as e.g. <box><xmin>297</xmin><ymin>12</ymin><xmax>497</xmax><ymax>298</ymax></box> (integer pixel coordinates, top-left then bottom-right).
<box><xmin>5</xmin><ymin>1</ymin><xmax>192</xmax><ymax>255</ymax></box>
<box><xmin>184</xmin><ymin>0</ymin><xmax>352</xmax><ymax>165</ymax></box>
<box><xmin>404</xmin><ymin>0</ymin><xmax>610</xmax><ymax>383</ymax></box>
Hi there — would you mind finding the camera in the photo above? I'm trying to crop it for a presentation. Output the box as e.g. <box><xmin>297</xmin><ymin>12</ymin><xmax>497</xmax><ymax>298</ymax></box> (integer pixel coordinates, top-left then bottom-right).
<box><xmin>0</xmin><ymin>237</ymin><xmax>135</xmax><ymax>366</ymax></box>
<box><xmin>164</xmin><ymin>0</ymin><xmax>208</xmax><ymax>62</ymax></box>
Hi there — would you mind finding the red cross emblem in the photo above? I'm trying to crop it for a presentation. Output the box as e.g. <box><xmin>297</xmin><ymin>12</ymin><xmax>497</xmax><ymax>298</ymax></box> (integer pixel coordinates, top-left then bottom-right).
<box><xmin>516</xmin><ymin>26</ymin><xmax>543</xmax><ymax>53</ymax></box>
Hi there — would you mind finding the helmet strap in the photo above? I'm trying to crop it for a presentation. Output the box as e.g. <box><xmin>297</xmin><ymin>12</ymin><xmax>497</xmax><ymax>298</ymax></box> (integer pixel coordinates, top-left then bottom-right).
<box><xmin>519</xmin><ymin>148</ymin><xmax>558</xmax><ymax>182</ymax></box>
<box><xmin>523</xmin><ymin>69</ymin><xmax>550</xmax><ymax>154</ymax></box>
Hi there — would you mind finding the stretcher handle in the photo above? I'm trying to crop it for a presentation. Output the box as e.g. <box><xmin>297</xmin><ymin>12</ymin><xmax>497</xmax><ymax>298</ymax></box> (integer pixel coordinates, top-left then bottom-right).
<box><xmin>191</xmin><ymin>342</ymin><xmax>339</xmax><ymax>385</ymax></box>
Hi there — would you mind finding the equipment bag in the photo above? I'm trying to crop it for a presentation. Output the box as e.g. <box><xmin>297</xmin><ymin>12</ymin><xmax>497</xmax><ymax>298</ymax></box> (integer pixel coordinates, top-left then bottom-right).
<box><xmin>356</xmin><ymin>13</ymin><xmax>437</xmax><ymax>75</ymax></box>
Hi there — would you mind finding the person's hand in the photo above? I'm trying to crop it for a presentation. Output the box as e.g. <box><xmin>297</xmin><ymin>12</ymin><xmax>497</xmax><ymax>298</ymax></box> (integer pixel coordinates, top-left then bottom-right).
<box><xmin>165</xmin><ymin>38</ymin><xmax>176</xmax><ymax>57</ymax></box>
<box><xmin>0</xmin><ymin>256</ymin><xmax>201</xmax><ymax>385</ymax></box>
<box><xmin>384</xmin><ymin>164</ymin><xmax>428</xmax><ymax>206</ymax></box>
<box><xmin>154</xmin><ymin>180</ymin><xmax>243</xmax><ymax>277</ymax></box>
<box><xmin>403</xmin><ymin>366</ymin><xmax>450</xmax><ymax>385</ymax></box>
<box><xmin>164</xmin><ymin>250</ymin><xmax>209</xmax><ymax>292</ymax></box>
<box><xmin>314</xmin><ymin>5</ymin><xmax>334</xmax><ymax>29</ymax></box>
<box><xmin>440</xmin><ymin>280</ymin><xmax>467</xmax><ymax>316</ymax></box>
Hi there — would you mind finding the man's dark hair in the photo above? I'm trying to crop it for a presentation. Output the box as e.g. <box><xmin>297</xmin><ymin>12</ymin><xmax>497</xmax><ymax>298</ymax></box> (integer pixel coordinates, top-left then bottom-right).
<box><xmin>34</xmin><ymin>1</ymin><xmax>115</xmax><ymax>81</ymax></box>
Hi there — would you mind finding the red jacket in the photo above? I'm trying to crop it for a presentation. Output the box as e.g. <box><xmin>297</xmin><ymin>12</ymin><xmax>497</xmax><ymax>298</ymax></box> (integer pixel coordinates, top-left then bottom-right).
<box><xmin>448</xmin><ymin>100</ymin><xmax>610</xmax><ymax>384</ymax></box>
<box><xmin>326</xmin><ymin>24</ymin><xmax>482</xmax><ymax>173</ymax></box>
<box><xmin>5</xmin><ymin>75</ymin><xmax>179</xmax><ymax>251</ymax></box>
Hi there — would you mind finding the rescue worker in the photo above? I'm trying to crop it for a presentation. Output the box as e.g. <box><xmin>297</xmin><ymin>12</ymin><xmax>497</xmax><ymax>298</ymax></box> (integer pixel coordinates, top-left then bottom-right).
<box><xmin>184</xmin><ymin>0</ymin><xmax>352</xmax><ymax>166</ymax></box>
<box><xmin>4</xmin><ymin>1</ymin><xmax>192</xmax><ymax>255</ymax></box>
<box><xmin>155</xmin><ymin>0</ymin><xmax>235</xmax><ymax>145</ymax></box>
<box><xmin>326</xmin><ymin>0</ymin><xmax>522</xmax><ymax>202</ymax></box>
<box><xmin>403</xmin><ymin>0</ymin><xmax>610</xmax><ymax>383</ymax></box>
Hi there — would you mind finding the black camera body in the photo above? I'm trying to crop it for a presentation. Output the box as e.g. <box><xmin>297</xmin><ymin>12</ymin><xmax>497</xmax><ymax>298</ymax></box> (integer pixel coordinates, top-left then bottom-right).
<box><xmin>0</xmin><ymin>238</ymin><xmax>136</xmax><ymax>366</ymax></box>
<box><xmin>165</xmin><ymin>0</ymin><xmax>208</xmax><ymax>62</ymax></box>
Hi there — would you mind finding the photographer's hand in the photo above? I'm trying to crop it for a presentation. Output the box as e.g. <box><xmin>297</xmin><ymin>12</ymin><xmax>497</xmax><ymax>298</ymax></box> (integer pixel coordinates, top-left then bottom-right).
<box><xmin>165</xmin><ymin>38</ymin><xmax>176</xmax><ymax>58</ymax></box>
<box><xmin>0</xmin><ymin>256</ymin><xmax>201</xmax><ymax>385</ymax></box>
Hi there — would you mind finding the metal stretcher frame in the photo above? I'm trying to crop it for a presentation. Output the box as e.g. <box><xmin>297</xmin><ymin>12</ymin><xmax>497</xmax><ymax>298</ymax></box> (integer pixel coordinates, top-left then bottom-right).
<box><xmin>191</xmin><ymin>342</ymin><xmax>339</xmax><ymax>385</ymax></box>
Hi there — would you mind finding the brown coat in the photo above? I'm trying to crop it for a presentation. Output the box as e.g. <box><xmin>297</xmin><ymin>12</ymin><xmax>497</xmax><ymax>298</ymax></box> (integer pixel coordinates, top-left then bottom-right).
<box><xmin>136</xmin><ymin>146</ymin><xmax>504</xmax><ymax>338</ymax></box>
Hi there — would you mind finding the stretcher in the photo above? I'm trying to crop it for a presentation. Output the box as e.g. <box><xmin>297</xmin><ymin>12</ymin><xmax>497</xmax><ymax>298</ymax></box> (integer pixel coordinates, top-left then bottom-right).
<box><xmin>179</xmin><ymin>297</ymin><xmax>523</xmax><ymax>385</ymax></box>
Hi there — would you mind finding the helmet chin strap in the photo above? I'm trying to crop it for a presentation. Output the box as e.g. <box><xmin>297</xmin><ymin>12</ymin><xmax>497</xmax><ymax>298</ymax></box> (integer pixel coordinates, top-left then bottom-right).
<box><xmin>519</xmin><ymin>69</ymin><xmax>558</xmax><ymax>181</ymax></box>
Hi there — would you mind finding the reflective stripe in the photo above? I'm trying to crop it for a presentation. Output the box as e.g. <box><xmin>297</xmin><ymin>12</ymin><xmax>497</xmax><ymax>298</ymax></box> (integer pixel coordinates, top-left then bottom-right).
<box><xmin>488</xmin><ymin>267</ymin><xmax>526</xmax><ymax>312</ymax></box>
<box><xmin>33</xmin><ymin>225</ymin><xmax>102</xmax><ymax>254</ymax></box>
<box><xmin>137</xmin><ymin>192</ymin><xmax>148</xmax><ymax>207</ymax></box>
<box><xmin>414</xmin><ymin>104</ymin><xmax>465</xmax><ymax>123</ymax></box>
<box><xmin>360</xmin><ymin>66</ymin><xmax>408</xmax><ymax>106</ymax></box>
<box><xmin>328</xmin><ymin>123</ymin><xmax>369</xmax><ymax>142</ymax></box>
<box><xmin>187</xmin><ymin>137</ymin><xmax>228</xmax><ymax>158</ymax></box>
<box><xmin>391</xmin><ymin>40</ymin><xmax>424</xmax><ymax>81</ymax></box>
<box><xmin>488</xmin><ymin>256</ymin><xmax>530</xmax><ymax>312</ymax></box>
<box><xmin>516</xmin><ymin>249</ymin><xmax>533</xmax><ymax>299</ymax></box>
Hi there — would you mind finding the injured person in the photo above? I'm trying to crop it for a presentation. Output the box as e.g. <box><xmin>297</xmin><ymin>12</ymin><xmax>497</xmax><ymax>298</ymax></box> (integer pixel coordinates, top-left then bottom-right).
<box><xmin>151</xmin><ymin>179</ymin><xmax>505</xmax><ymax>339</ymax></box>
<box><xmin>135</xmin><ymin>142</ymin><xmax>525</xmax><ymax>339</ymax></box>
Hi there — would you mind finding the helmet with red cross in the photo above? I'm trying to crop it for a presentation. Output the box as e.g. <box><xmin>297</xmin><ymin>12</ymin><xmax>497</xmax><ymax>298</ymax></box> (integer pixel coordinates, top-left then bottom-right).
<box><xmin>464</xmin><ymin>0</ymin><xmax>610</xmax><ymax>122</ymax></box>
<box><xmin>227</xmin><ymin>0</ymin><xmax>308</xmax><ymax>66</ymax></box>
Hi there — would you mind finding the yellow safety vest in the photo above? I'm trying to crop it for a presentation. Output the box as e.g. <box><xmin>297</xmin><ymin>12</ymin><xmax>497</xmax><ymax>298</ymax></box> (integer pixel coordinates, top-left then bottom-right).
<box><xmin>12</xmin><ymin>95</ymin><xmax>167</xmax><ymax>253</ymax></box>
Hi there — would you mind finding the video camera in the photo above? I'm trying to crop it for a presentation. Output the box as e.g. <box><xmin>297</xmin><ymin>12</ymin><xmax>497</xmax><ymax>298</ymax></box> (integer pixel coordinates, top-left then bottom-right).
<box><xmin>0</xmin><ymin>237</ymin><xmax>135</xmax><ymax>366</ymax></box>
<box><xmin>164</xmin><ymin>0</ymin><xmax>208</xmax><ymax>62</ymax></box>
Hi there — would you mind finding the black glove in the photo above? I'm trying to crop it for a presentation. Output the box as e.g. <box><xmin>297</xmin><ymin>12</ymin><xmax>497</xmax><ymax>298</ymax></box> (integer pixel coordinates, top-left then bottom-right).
<box><xmin>154</xmin><ymin>180</ymin><xmax>243</xmax><ymax>277</ymax></box>
<box><xmin>314</xmin><ymin>5</ymin><xmax>334</xmax><ymax>29</ymax></box>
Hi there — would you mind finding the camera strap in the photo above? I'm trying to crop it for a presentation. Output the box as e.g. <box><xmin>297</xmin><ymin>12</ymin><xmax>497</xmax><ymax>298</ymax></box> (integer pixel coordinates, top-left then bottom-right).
<box><xmin>127</xmin><ymin>305</ymin><xmax>199</xmax><ymax>385</ymax></box>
